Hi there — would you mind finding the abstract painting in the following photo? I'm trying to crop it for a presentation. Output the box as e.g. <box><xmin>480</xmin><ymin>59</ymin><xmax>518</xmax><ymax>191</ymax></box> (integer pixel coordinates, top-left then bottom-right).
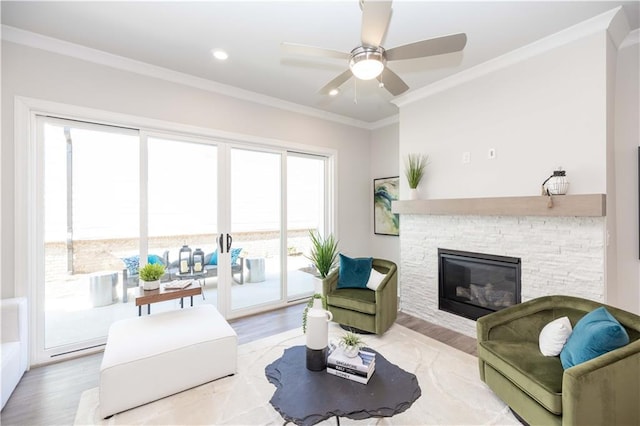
<box><xmin>374</xmin><ymin>177</ymin><xmax>399</xmax><ymax>236</ymax></box>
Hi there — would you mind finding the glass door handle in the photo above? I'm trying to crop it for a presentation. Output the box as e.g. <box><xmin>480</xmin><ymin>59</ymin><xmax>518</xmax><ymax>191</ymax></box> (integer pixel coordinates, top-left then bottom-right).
<box><xmin>226</xmin><ymin>234</ymin><xmax>233</xmax><ymax>252</ymax></box>
<box><xmin>218</xmin><ymin>233</ymin><xmax>225</xmax><ymax>253</ymax></box>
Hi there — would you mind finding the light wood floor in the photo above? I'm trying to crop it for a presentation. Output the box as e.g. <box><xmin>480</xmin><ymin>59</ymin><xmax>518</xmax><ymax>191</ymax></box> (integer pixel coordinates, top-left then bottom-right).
<box><xmin>0</xmin><ymin>306</ymin><xmax>477</xmax><ymax>426</ymax></box>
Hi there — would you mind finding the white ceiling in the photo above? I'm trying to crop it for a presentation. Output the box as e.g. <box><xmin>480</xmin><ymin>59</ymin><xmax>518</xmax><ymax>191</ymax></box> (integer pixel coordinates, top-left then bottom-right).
<box><xmin>2</xmin><ymin>1</ymin><xmax>639</xmax><ymax>124</ymax></box>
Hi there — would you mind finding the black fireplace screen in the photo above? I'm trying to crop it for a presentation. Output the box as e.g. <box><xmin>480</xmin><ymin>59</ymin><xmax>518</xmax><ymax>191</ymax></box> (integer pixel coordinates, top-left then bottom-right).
<box><xmin>438</xmin><ymin>249</ymin><xmax>521</xmax><ymax>321</ymax></box>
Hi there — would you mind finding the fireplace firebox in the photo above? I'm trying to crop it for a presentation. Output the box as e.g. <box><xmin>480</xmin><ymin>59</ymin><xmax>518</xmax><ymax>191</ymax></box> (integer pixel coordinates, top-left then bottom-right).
<box><xmin>438</xmin><ymin>249</ymin><xmax>521</xmax><ymax>321</ymax></box>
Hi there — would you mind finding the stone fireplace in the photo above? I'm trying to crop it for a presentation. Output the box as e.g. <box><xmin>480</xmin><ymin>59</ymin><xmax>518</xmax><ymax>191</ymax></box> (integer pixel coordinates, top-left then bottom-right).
<box><xmin>438</xmin><ymin>248</ymin><xmax>521</xmax><ymax>321</ymax></box>
<box><xmin>393</xmin><ymin>195</ymin><xmax>607</xmax><ymax>337</ymax></box>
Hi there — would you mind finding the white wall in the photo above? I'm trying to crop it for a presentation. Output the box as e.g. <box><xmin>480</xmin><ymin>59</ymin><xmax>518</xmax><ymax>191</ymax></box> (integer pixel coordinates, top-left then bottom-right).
<box><xmin>370</xmin><ymin>122</ymin><xmax>400</xmax><ymax>265</ymax></box>
<box><xmin>1</xmin><ymin>41</ymin><xmax>372</xmax><ymax>298</ymax></box>
<box><xmin>399</xmin><ymin>31</ymin><xmax>608</xmax><ymax>201</ymax></box>
<box><xmin>395</xmin><ymin>15</ymin><xmax>639</xmax><ymax>315</ymax></box>
<box><xmin>613</xmin><ymin>30</ymin><xmax>640</xmax><ymax>313</ymax></box>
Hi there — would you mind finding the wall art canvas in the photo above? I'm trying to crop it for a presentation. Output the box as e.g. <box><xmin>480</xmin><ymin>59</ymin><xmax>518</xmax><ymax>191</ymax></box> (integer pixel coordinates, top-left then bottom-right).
<box><xmin>374</xmin><ymin>177</ymin><xmax>400</xmax><ymax>236</ymax></box>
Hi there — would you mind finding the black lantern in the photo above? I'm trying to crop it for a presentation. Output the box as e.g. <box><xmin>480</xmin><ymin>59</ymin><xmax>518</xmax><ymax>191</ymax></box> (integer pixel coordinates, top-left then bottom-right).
<box><xmin>178</xmin><ymin>245</ymin><xmax>192</xmax><ymax>274</ymax></box>
<box><xmin>192</xmin><ymin>248</ymin><xmax>205</xmax><ymax>273</ymax></box>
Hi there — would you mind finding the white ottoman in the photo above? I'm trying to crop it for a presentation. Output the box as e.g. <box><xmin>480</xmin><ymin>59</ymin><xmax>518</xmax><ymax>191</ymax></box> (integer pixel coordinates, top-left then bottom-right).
<box><xmin>99</xmin><ymin>305</ymin><xmax>237</xmax><ymax>418</ymax></box>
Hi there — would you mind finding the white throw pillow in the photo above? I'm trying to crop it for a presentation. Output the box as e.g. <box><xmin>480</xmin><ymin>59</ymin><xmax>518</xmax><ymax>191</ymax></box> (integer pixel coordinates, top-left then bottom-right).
<box><xmin>539</xmin><ymin>316</ymin><xmax>573</xmax><ymax>356</ymax></box>
<box><xmin>366</xmin><ymin>269</ymin><xmax>386</xmax><ymax>291</ymax></box>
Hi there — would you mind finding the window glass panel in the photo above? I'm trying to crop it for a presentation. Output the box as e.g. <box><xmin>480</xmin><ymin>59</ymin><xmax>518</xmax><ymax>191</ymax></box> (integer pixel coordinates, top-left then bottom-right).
<box><xmin>147</xmin><ymin>137</ymin><xmax>218</xmax><ymax>299</ymax></box>
<box><xmin>230</xmin><ymin>148</ymin><xmax>281</xmax><ymax>310</ymax></box>
<box><xmin>287</xmin><ymin>154</ymin><xmax>326</xmax><ymax>298</ymax></box>
<box><xmin>43</xmin><ymin>122</ymin><xmax>139</xmax><ymax>349</ymax></box>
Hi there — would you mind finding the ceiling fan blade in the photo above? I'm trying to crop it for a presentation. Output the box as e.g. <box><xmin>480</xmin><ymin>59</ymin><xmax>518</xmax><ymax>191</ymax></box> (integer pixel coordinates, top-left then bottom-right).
<box><xmin>385</xmin><ymin>33</ymin><xmax>467</xmax><ymax>61</ymax></box>
<box><xmin>281</xmin><ymin>42</ymin><xmax>350</xmax><ymax>61</ymax></box>
<box><xmin>361</xmin><ymin>0</ymin><xmax>392</xmax><ymax>47</ymax></box>
<box><xmin>319</xmin><ymin>69</ymin><xmax>353</xmax><ymax>95</ymax></box>
<box><xmin>377</xmin><ymin>67</ymin><xmax>409</xmax><ymax>96</ymax></box>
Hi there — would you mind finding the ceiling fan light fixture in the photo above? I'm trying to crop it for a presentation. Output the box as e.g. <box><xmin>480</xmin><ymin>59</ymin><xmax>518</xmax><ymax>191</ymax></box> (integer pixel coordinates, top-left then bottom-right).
<box><xmin>349</xmin><ymin>46</ymin><xmax>385</xmax><ymax>80</ymax></box>
<box><xmin>328</xmin><ymin>88</ymin><xmax>340</xmax><ymax>96</ymax></box>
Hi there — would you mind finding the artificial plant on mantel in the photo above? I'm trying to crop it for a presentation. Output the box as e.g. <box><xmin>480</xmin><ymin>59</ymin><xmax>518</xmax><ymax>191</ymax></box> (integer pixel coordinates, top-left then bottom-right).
<box><xmin>404</xmin><ymin>153</ymin><xmax>428</xmax><ymax>200</ymax></box>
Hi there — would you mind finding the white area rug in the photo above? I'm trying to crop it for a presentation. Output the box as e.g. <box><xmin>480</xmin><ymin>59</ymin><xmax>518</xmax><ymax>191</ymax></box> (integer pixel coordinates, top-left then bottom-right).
<box><xmin>74</xmin><ymin>323</ymin><xmax>519</xmax><ymax>425</ymax></box>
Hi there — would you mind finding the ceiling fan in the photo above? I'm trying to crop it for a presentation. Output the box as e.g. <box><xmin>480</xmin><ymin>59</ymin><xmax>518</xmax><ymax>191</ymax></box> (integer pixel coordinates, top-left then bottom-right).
<box><xmin>282</xmin><ymin>0</ymin><xmax>467</xmax><ymax>97</ymax></box>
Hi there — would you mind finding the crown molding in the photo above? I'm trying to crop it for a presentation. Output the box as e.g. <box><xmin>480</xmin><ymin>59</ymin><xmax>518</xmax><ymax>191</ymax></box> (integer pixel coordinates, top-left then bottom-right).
<box><xmin>2</xmin><ymin>25</ymin><xmax>377</xmax><ymax>130</ymax></box>
<box><xmin>368</xmin><ymin>114</ymin><xmax>399</xmax><ymax>130</ymax></box>
<box><xmin>607</xmin><ymin>6</ymin><xmax>631</xmax><ymax>48</ymax></box>
<box><xmin>620</xmin><ymin>28</ymin><xmax>640</xmax><ymax>49</ymax></box>
<box><xmin>393</xmin><ymin>7</ymin><xmax>625</xmax><ymax>109</ymax></box>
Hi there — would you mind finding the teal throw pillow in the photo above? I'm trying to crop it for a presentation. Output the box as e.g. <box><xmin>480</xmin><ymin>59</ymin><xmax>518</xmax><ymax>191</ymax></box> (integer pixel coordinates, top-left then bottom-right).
<box><xmin>207</xmin><ymin>251</ymin><xmax>218</xmax><ymax>265</ymax></box>
<box><xmin>147</xmin><ymin>254</ymin><xmax>164</xmax><ymax>265</ymax></box>
<box><xmin>230</xmin><ymin>248</ymin><xmax>242</xmax><ymax>265</ymax></box>
<box><xmin>337</xmin><ymin>254</ymin><xmax>373</xmax><ymax>289</ymax></box>
<box><xmin>560</xmin><ymin>306</ymin><xmax>629</xmax><ymax>369</ymax></box>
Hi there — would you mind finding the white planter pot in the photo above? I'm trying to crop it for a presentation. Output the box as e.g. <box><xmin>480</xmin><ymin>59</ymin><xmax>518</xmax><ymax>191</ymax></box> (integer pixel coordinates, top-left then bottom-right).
<box><xmin>409</xmin><ymin>188</ymin><xmax>420</xmax><ymax>200</ymax></box>
<box><xmin>342</xmin><ymin>345</ymin><xmax>360</xmax><ymax>358</ymax></box>
<box><xmin>141</xmin><ymin>279</ymin><xmax>160</xmax><ymax>291</ymax></box>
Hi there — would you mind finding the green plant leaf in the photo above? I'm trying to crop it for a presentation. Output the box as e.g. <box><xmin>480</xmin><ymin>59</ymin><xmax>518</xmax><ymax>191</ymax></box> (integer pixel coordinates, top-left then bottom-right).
<box><xmin>138</xmin><ymin>263</ymin><xmax>165</xmax><ymax>281</ymax></box>
<box><xmin>305</xmin><ymin>230</ymin><xmax>338</xmax><ymax>279</ymax></box>
<box><xmin>404</xmin><ymin>153</ymin><xmax>428</xmax><ymax>189</ymax></box>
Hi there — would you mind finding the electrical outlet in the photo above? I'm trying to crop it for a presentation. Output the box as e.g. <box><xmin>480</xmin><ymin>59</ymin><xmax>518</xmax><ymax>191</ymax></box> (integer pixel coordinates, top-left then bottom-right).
<box><xmin>462</xmin><ymin>152</ymin><xmax>471</xmax><ymax>164</ymax></box>
<box><xmin>488</xmin><ymin>148</ymin><xmax>496</xmax><ymax>159</ymax></box>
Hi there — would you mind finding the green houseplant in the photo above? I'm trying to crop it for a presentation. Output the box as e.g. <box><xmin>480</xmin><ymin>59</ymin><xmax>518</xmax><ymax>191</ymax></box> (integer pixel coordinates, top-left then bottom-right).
<box><xmin>305</xmin><ymin>230</ymin><xmax>339</xmax><ymax>279</ymax></box>
<box><xmin>404</xmin><ymin>153</ymin><xmax>428</xmax><ymax>199</ymax></box>
<box><xmin>139</xmin><ymin>263</ymin><xmax>165</xmax><ymax>290</ymax></box>
<box><xmin>339</xmin><ymin>331</ymin><xmax>364</xmax><ymax>358</ymax></box>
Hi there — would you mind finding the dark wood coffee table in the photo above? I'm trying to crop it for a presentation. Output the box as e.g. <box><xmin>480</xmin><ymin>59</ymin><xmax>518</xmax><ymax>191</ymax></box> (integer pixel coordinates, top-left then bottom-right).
<box><xmin>265</xmin><ymin>346</ymin><xmax>421</xmax><ymax>425</ymax></box>
<box><xmin>134</xmin><ymin>283</ymin><xmax>202</xmax><ymax>316</ymax></box>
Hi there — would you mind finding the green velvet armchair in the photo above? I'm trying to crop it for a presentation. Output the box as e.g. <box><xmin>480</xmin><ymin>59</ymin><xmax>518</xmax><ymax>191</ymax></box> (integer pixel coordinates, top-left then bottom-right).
<box><xmin>322</xmin><ymin>258</ymin><xmax>397</xmax><ymax>335</ymax></box>
<box><xmin>477</xmin><ymin>295</ymin><xmax>640</xmax><ymax>426</ymax></box>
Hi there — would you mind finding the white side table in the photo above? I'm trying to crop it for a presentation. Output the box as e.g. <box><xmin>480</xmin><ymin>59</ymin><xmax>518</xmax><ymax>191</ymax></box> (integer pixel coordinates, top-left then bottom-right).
<box><xmin>246</xmin><ymin>258</ymin><xmax>266</xmax><ymax>283</ymax></box>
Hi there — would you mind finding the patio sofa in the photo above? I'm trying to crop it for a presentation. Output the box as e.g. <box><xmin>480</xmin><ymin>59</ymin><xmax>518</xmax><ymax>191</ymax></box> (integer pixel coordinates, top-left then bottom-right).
<box><xmin>121</xmin><ymin>250</ymin><xmax>244</xmax><ymax>302</ymax></box>
<box><xmin>477</xmin><ymin>295</ymin><xmax>640</xmax><ymax>425</ymax></box>
<box><xmin>1</xmin><ymin>297</ymin><xmax>28</xmax><ymax>409</ymax></box>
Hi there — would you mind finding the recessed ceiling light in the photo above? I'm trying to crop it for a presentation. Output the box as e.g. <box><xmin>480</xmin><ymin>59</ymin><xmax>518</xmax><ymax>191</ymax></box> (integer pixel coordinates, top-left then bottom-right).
<box><xmin>211</xmin><ymin>49</ymin><xmax>229</xmax><ymax>61</ymax></box>
<box><xmin>328</xmin><ymin>88</ymin><xmax>340</xmax><ymax>97</ymax></box>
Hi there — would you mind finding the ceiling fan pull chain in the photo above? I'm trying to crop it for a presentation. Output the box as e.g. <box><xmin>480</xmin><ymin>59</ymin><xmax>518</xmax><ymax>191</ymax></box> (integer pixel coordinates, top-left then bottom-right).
<box><xmin>353</xmin><ymin>79</ymin><xmax>358</xmax><ymax>104</ymax></box>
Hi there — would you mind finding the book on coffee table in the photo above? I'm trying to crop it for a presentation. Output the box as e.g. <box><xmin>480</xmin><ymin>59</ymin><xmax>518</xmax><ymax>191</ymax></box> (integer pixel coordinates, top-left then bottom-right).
<box><xmin>328</xmin><ymin>347</ymin><xmax>375</xmax><ymax>372</ymax></box>
<box><xmin>327</xmin><ymin>347</ymin><xmax>376</xmax><ymax>384</ymax></box>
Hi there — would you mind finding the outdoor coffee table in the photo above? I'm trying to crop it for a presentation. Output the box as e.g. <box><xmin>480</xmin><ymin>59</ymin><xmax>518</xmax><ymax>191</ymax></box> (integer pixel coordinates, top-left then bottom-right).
<box><xmin>265</xmin><ymin>345</ymin><xmax>421</xmax><ymax>425</ymax></box>
<box><xmin>134</xmin><ymin>283</ymin><xmax>202</xmax><ymax>316</ymax></box>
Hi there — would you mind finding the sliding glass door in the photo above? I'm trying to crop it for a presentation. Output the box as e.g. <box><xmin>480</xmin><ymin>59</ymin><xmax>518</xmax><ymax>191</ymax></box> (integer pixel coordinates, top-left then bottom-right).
<box><xmin>33</xmin><ymin>113</ymin><xmax>332</xmax><ymax>363</ymax></box>
<box><xmin>286</xmin><ymin>154</ymin><xmax>327</xmax><ymax>299</ymax></box>
<box><xmin>41</xmin><ymin>118</ymin><xmax>140</xmax><ymax>355</ymax></box>
<box><xmin>147</xmin><ymin>136</ymin><xmax>219</xmax><ymax>306</ymax></box>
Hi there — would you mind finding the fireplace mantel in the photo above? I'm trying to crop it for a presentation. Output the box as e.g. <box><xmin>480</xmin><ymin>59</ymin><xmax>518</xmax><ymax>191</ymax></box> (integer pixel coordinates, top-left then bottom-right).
<box><xmin>392</xmin><ymin>194</ymin><xmax>605</xmax><ymax>217</ymax></box>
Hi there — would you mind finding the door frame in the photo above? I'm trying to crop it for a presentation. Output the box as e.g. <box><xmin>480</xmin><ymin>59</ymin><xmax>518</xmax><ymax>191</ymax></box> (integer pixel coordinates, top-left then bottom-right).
<box><xmin>14</xmin><ymin>97</ymin><xmax>337</xmax><ymax>365</ymax></box>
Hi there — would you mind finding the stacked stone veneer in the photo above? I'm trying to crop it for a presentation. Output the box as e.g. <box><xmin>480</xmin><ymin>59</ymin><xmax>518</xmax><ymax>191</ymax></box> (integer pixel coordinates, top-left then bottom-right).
<box><xmin>400</xmin><ymin>214</ymin><xmax>606</xmax><ymax>337</ymax></box>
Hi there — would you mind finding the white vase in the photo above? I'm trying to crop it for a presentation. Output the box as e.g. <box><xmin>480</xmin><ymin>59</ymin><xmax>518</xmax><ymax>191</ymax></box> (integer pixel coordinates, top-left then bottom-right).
<box><xmin>313</xmin><ymin>276</ymin><xmax>325</xmax><ymax>295</ymax></box>
<box><xmin>141</xmin><ymin>279</ymin><xmax>160</xmax><ymax>291</ymax></box>
<box><xmin>409</xmin><ymin>188</ymin><xmax>420</xmax><ymax>200</ymax></box>
<box><xmin>306</xmin><ymin>298</ymin><xmax>333</xmax><ymax>371</ymax></box>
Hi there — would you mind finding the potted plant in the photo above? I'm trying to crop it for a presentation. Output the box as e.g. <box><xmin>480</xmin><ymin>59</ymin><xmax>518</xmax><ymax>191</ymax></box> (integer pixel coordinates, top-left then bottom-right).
<box><xmin>404</xmin><ymin>153</ymin><xmax>428</xmax><ymax>200</ymax></box>
<box><xmin>139</xmin><ymin>263</ymin><xmax>165</xmax><ymax>290</ymax></box>
<box><xmin>339</xmin><ymin>331</ymin><xmax>364</xmax><ymax>358</ymax></box>
<box><xmin>306</xmin><ymin>230</ymin><xmax>338</xmax><ymax>279</ymax></box>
